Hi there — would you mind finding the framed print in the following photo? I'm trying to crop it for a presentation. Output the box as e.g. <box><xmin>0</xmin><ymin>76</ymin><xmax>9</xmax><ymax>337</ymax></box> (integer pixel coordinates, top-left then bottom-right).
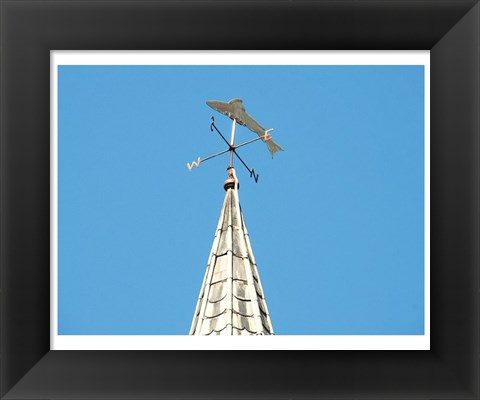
<box><xmin>1</xmin><ymin>1</ymin><xmax>479</xmax><ymax>399</ymax></box>
<box><xmin>51</xmin><ymin>51</ymin><xmax>430</xmax><ymax>351</ymax></box>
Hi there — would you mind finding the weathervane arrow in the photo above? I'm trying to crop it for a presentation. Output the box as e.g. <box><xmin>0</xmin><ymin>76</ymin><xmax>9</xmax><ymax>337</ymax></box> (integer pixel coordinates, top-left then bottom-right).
<box><xmin>187</xmin><ymin>98</ymin><xmax>283</xmax><ymax>183</ymax></box>
<box><xmin>206</xmin><ymin>98</ymin><xmax>283</xmax><ymax>158</ymax></box>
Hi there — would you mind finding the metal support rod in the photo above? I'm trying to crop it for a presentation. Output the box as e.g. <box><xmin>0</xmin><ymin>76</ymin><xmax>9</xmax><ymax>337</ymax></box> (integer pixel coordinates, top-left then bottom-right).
<box><xmin>233</xmin><ymin>149</ymin><xmax>252</xmax><ymax>174</ymax></box>
<box><xmin>210</xmin><ymin>118</ymin><xmax>231</xmax><ymax>148</ymax></box>
<box><xmin>230</xmin><ymin>119</ymin><xmax>237</xmax><ymax>146</ymax></box>
<box><xmin>233</xmin><ymin>150</ymin><xmax>259</xmax><ymax>182</ymax></box>
<box><xmin>200</xmin><ymin>147</ymin><xmax>231</xmax><ymax>163</ymax></box>
<box><xmin>188</xmin><ymin>147</ymin><xmax>233</xmax><ymax>170</ymax></box>
<box><xmin>229</xmin><ymin>119</ymin><xmax>237</xmax><ymax>168</ymax></box>
<box><xmin>234</xmin><ymin>133</ymin><xmax>272</xmax><ymax>150</ymax></box>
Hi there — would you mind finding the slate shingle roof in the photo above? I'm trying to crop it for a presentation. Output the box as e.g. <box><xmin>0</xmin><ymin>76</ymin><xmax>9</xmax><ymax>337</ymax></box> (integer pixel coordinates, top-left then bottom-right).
<box><xmin>190</xmin><ymin>171</ymin><xmax>274</xmax><ymax>335</ymax></box>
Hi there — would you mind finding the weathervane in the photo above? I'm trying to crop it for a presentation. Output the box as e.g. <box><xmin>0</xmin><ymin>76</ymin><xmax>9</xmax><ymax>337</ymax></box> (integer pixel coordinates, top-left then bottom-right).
<box><xmin>187</xmin><ymin>98</ymin><xmax>283</xmax><ymax>183</ymax></box>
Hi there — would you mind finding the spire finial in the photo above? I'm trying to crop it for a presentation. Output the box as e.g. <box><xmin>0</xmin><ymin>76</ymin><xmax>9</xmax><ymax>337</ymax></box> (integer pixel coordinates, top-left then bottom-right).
<box><xmin>224</xmin><ymin>166</ymin><xmax>239</xmax><ymax>191</ymax></box>
<box><xmin>187</xmin><ymin>99</ymin><xmax>283</xmax><ymax>185</ymax></box>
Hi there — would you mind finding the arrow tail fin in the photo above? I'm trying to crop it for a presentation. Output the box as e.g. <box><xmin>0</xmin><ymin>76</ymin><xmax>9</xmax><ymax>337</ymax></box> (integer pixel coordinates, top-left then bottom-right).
<box><xmin>266</xmin><ymin>139</ymin><xmax>284</xmax><ymax>158</ymax></box>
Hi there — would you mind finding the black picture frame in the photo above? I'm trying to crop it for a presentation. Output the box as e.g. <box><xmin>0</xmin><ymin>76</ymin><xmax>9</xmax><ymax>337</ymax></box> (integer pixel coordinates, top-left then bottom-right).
<box><xmin>1</xmin><ymin>1</ymin><xmax>479</xmax><ymax>399</ymax></box>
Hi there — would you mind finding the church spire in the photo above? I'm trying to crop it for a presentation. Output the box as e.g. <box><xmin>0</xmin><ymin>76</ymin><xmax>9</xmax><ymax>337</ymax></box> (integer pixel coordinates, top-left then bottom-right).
<box><xmin>189</xmin><ymin>168</ymin><xmax>274</xmax><ymax>335</ymax></box>
<box><xmin>187</xmin><ymin>99</ymin><xmax>282</xmax><ymax>335</ymax></box>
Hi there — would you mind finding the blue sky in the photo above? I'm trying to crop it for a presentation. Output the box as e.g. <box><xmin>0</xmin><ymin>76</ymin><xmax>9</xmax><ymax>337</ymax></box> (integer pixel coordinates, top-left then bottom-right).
<box><xmin>58</xmin><ymin>64</ymin><xmax>425</xmax><ymax>335</ymax></box>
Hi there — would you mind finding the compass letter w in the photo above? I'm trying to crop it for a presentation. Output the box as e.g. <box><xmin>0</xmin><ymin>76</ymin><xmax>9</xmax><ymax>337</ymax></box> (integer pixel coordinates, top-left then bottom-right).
<box><xmin>187</xmin><ymin>157</ymin><xmax>201</xmax><ymax>171</ymax></box>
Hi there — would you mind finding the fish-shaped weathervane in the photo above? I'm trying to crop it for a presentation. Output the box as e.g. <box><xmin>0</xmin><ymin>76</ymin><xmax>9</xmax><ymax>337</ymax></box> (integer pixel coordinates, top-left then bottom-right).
<box><xmin>207</xmin><ymin>98</ymin><xmax>283</xmax><ymax>157</ymax></box>
<box><xmin>187</xmin><ymin>98</ymin><xmax>283</xmax><ymax>183</ymax></box>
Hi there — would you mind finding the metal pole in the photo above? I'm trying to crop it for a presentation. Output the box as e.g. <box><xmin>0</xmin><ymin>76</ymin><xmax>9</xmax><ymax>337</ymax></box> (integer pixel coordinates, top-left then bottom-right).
<box><xmin>230</xmin><ymin>119</ymin><xmax>237</xmax><ymax>146</ymax></box>
<box><xmin>234</xmin><ymin>133</ymin><xmax>272</xmax><ymax>150</ymax></box>
<box><xmin>229</xmin><ymin>119</ymin><xmax>236</xmax><ymax>168</ymax></box>
<box><xmin>200</xmin><ymin>147</ymin><xmax>231</xmax><ymax>163</ymax></box>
